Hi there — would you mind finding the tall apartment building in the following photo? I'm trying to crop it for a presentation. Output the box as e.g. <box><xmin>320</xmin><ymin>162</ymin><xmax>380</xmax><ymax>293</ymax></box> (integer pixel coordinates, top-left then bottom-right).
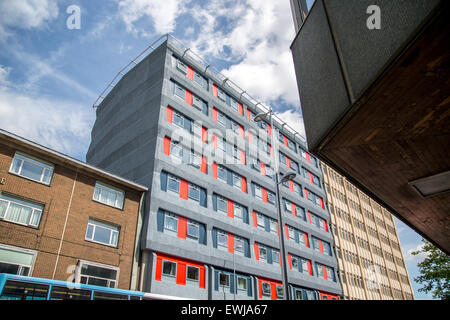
<box><xmin>86</xmin><ymin>36</ymin><xmax>342</xmax><ymax>300</ymax></box>
<box><xmin>321</xmin><ymin>162</ymin><xmax>415</xmax><ymax>300</ymax></box>
<box><xmin>0</xmin><ymin>129</ymin><xmax>147</xmax><ymax>290</ymax></box>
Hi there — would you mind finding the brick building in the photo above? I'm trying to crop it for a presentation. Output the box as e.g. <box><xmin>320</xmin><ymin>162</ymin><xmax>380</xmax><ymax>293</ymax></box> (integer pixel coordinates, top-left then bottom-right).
<box><xmin>0</xmin><ymin>129</ymin><xmax>147</xmax><ymax>290</ymax></box>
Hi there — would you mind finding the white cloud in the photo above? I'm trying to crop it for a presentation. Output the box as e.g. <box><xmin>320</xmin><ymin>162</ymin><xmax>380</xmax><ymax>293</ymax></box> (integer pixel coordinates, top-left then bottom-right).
<box><xmin>179</xmin><ymin>0</ymin><xmax>300</xmax><ymax>108</ymax></box>
<box><xmin>0</xmin><ymin>66</ymin><xmax>94</xmax><ymax>159</ymax></box>
<box><xmin>0</xmin><ymin>0</ymin><xmax>59</xmax><ymax>40</ymax></box>
<box><xmin>405</xmin><ymin>243</ymin><xmax>429</xmax><ymax>263</ymax></box>
<box><xmin>118</xmin><ymin>0</ymin><xmax>183</xmax><ymax>36</ymax></box>
<box><xmin>275</xmin><ymin>109</ymin><xmax>306</xmax><ymax>140</ymax></box>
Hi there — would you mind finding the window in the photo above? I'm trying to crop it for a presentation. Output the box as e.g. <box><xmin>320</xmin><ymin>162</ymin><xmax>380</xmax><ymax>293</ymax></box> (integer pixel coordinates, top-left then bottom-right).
<box><xmin>256</xmin><ymin>213</ymin><xmax>265</xmax><ymax>229</ymax></box>
<box><xmin>93</xmin><ymin>182</ymin><xmax>124</xmax><ymax>209</ymax></box>
<box><xmin>291</xmin><ymin>256</ymin><xmax>299</xmax><ymax>269</ymax></box>
<box><xmin>259</xmin><ymin>245</ymin><xmax>267</xmax><ymax>260</ymax></box>
<box><xmin>217</xmin><ymin>111</ymin><xmax>227</xmax><ymax>127</ymax></box>
<box><xmin>188</xmin><ymin>184</ymin><xmax>200</xmax><ymax>201</ymax></box>
<box><xmin>276</xmin><ymin>286</ymin><xmax>284</xmax><ymax>299</ymax></box>
<box><xmin>301</xmin><ymin>259</ymin><xmax>309</xmax><ymax>275</ymax></box>
<box><xmin>233</xmin><ymin>173</ymin><xmax>241</xmax><ymax>189</ymax></box>
<box><xmin>254</xmin><ymin>185</ymin><xmax>262</xmax><ymax>199</ymax></box>
<box><xmin>0</xmin><ymin>194</ymin><xmax>43</xmax><ymax>227</ymax></box>
<box><xmin>234</xmin><ymin>237</ymin><xmax>245</xmax><ymax>255</ymax></box>
<box><xmin>164</xmin><ymin>213</ymin><xmax>178</xmax><ymax>233</ymax></box>
<box><xmin>85</xmin><ymin>219</ymin><xmax>119</xmax><ymax>247</ymax></box>
<box><xmin>192</xmin><ymin>96</ymin><xmax>203</xmax><ymax>111</ymax></box>
<box><xmin>194</xmin><ymin>72</ymin><xmax>207</xmax><ymax>90</ymax></box>
<box><xmin>267</xmin><ymin>191</ymin><xmax>275</xmax><ymax>205</ymax></box>
<box><xmin>162</xmin><ymin>260</ymin><xmax>177</xmax><ymax>277</ymax></box>
<box><xmin>284</xmin><ymin>200</ymin><xmax>292</xmax><ymax>213</ymax></box>
<box><xmin>237</xmin><ymin>276</ymin><xmax>247</xmax><ymax>291</ymax></box>
<box><xmin>187</xmin><ymin>220</ymin><xmax>199</xmax><ymax>240</ymax></box>
<box><xmin>10</xmin><ymin>153</ymin><xmax>54</xmax><ymax>185</ymax></box>
<box><xmin>79</xmin><ymin>262</ymin><xmax>118</xmax><ymax>288</ymax></box>
<box><xmin>217</xmin><ymin>88</ymin><xmax>226</xmax><ymax>102</ymax></box>
<box><xmin>50</xmin><ymin>286</ymin><xmax>92</xmax><ymax>300</ymax></box>
<box><xmin>0</xmin><ymin>245</ymin><xmax>35</xmax><ymax>276</ymax></box>
<box><xmin>168</xmin><ymin>175</ymin><xmax>180</xmax><ymax>193</ymax></box>
<box><xmin>217</xmin><ymin>231</ymin><xmax>228</xmax><ymax>249</ymax></box>
<box><xmin>272</xmin><ymin>250</ymin><xmax>280</xmax><ymax>264</ymax></box>
<box><xmin>186</xmin><ymin>266</ymin><xmax>199</xmax><ymax>282</ymax></box>
<box><xmin>170</xmin><ymin>141</ymin><xmax>183</xmax><ymax>159</ymax></box>
<box><xmin>219</xmin><ymin>273</ymin><xmax>230</xmax><ymax>287</ymax></box>
<box><xmin>0</xmin><ymin>280</ymin><xmax>48</xmax><ymax>300</ymax></box>
<box><xmin>174</xmin><ymin>83</ymin><xmax>185</xmax><ymax>99</ymax></box>
<box><xmin>173</xmin><ymin>111</ymin><xmax>184</xmax><ymax>128</ymax></box>
<box><xmin>262</xmin><ymin>283</ymin><xmax>271</xmax><ymax>296</ymax></box>
<box><xmin>269</xmin><ymin>220</ymin><xmax>277</xmax><ymax>234</ymax></box>
<box><xmin>217</xmin><ymin>196</ymin><xmax>227</xmax><ymax>213</ymax></box>
<box><xmin>288</xmin><ymin>227</ymin><xmax>296</xmax><ymax>240</ymax></box>
<box><xmin>177</xmin><ymin>60</ymin><xmax>187</xmax><ymax>73</ymax></box>
<box><xmin>234</xmin><ymin>204</ymin><xmax>243</xmax><ymax>220</ymax></box>
<box><xmin>218</xmin><ymin>165</ymin><xmax>227</xmax><ymax>182</ymax></box>
<box><xmin>190</xmin><ymin>152</ymin><xmax>201</xmax><ymax>169</ymax></box>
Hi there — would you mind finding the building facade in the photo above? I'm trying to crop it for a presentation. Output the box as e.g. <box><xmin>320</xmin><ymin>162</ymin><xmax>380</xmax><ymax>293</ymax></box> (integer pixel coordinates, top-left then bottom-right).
<box><xmin>321</xmin><ymin>163</ymin><xmax>415</xmax><ymax>300</ymax></box>
<box><xmin>0</xmin><ymin>129</ymin><xmax>147</xmax><ymax>290</ymax></box>
<box><xmin>86</xmin><ymin>37</ymin><xmax>342</xmax><ymax>300</ymax></box>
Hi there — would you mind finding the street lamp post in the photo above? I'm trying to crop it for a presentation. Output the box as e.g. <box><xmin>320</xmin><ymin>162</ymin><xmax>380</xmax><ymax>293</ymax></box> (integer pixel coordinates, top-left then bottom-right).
<box><xmin>254</xmin><ymin>110</ymin><xmax>295</xmax><ymax>300</ymax></box>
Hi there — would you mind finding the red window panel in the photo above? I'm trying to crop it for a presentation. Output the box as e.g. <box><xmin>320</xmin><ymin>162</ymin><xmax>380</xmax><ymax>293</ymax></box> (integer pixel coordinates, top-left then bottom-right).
<box><xmin>176</xmin><ymin>263</ymin><xmax>187</xmax><ymax>285</ymax></box>
<box><xmin>304</xmin><ymin>188</ymin><xmax>308</xmax><ymax>200</ymax></box>
<box><xmin>241</xmin><ymin>177</ymin><xmax>247</xmax><ymax>193</ymax></box>
<box><xmin>248</xmin><ymin>131</ymin><xmax>253</xmax><ymax>144</ymax></box>
<box><xmin>177</xmin><ymin>216</ymin><xmax>187</xmax><ymax>239</ymax></box>
<box><xmin>166</xmin><ymin>106</ymin><xmax>173</xmax><ymax>123</ymax></box>
<box><xmin>260</xmin><ymin>162</ymin><xmax>266</xmax><ymax>176</ymax></box>
<box><xmin>287</xmin><ymin>254</ymin><xmax>292</xmax><ymax>270</ymax></box>
<box><xmin>246</xmin><ymin>109</ymin><xmax>252</xmax><ymax>121</ymax></box>
<box><xmin>257</xmin><ymin>278</ymin><xmax>281</xmax><ymax>300</ymax></box>
<box><xmin>202</xmin><ymin>126</ymin><xmax>208</xmax><ymax>143</ymax></box>
<box><xmin>304</xmin><ymin>233</ymin><xmax>310</xmax><ymax>248</ymax></box>
<box><xmin>239</xmin><ymin>125</ymin><xmax>244</xmax><ymax>139</ymax></box>
<box><xmin>254</xmin><ymin>243</ymin><xmax>259</xmax><ymax>261</ymax></box>
<box><xmin>309</xmin><ymin>172</ymin><xmax>313</xmax><ymax>183</ymax></box>
<box><xmin>276</xmin><ymin>222</ymin><xmax>279</xmax><ymax>236</ymax></box>
<box><xmin>201</xmin><ymin>156</ymin><xmax>208</xmax><ymax>174</ymax></box>
<box><xmin>308</xmin><ymin>261</ymin><xmax>313</xmax><ymax>276</ymax></box>
<box><xmin>238</xmin><ymin>102</ymin><xmax>244</xmax><ymax>116</ymax></box>
<box><xmin>252</xmin><ymin>211</ymin><xmax>258</xmax><ymax>227</ymax></box>
<box><xmin>288</xmin><ymin>180</ymin><xmax>294</xmax><ymax>192</ymax></box>
<box><xmin>267</xmin><ymin>123</ymin><xmax>272</xmax><ymax>136</ymax></box>
<box><xmin>186</xmin><ymin>66</ymin><xmax>194</xmax><ymax>80</ymax></box>
<box><xmin>212</xmin><ymin>162</ymin><xmax>218</xmax><ymax>179</ymax></box>
<box><xmin>262</xmin><ymin>188</ymin><xmax>268</xmax><ymax>203</ymax></box>
<box><xmin>284</xmin><ymin>225</ymin><xmax>289</xmax><ymax>241</ymax></box>
<box><xmin>283</xmin><ymin>136</ymin><xmax>288</xmax><ymax>147</ymax></box>
<box><xmin>320</xmin><ymin>198</ymin><xmax>324</xmax><ymax>209</ymax></box>
<box><xmin>286</xmin><ymin>156</ymin><xmax>291</xmax><ymax>169</ymax></box>
<box><xmin>228</xmin><ymin>233</ymin><xmax>234</xmax><ymax>253</ymax></box>
<box><xmin>185</xmin><ymin>89</ymin><xmax>193</xmax><ymax>106</ymax></box>
<box><xmin>163</xmin><ymin>136</ymin><xmax>171</xmax><ymax>156</ymax></box>
<box><xmin>319</xmin><ymin>239</ymin><xmax>324</xmax><ymax>253</ymax></box>
<box><xmin>291</xmin><ymin>203</ymin><xmax>297</xmax><ymax>217</ymax></box>
<box><xmin>308</xmin><ymin>211</ymin><xmax>312</xmax><ymax>224</ymax></box>
<box><xmin>306</xmin><ymin>152</ymin><xmax>310</xmax><ymax>162</ymax></box>
<box><xmin>212</xmin><ymin>84</ymin><xmax>218</xmax><ymax>97</ymax></box>
<box><xmin>212</xmin><ymin>134</ymin><xmax>218</xmax><ymax>149</ymax></box>
<box><xmin>323</xmin><ymin>266</ymin><xmax>328</xmax><ymax>280</ymax></box>
<box><xmin>269</xmin><ymin>145</ymin><xmax>273</xmax><ymax>158</ymax></box>
<box><xmin>240</xmin><ymin>150</ymin><xmax>246</xmax><ymax>165</ymax></box>
<box><xmin>180</xmin><ymin>179</ymin><xmax>189</xmax><ymax>200</ymax></box>
<box><xmin>212</xmin><ymin>107</ymin><xmax>218</xmax><ymax>122</ymax></box>
<box><xmin>227</xmin><ymin>200</ymin><xmax>234</xmax><ymax>219</ymax></box>
<box><xmin>154</xmin><ymin>253</ymin><xmax>206</xmax><ymax>288</ymax></box>
<box><xmin>323</xmin><ymin>220</ymin><xmax>328</xmax><ymax>232</ymax></box>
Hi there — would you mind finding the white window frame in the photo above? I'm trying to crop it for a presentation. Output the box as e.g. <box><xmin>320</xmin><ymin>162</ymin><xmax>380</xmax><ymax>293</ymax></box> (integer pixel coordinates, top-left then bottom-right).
<box><xmin>234</xmin><ymin>204</ymin><xmax>243</xmax><ymax>220</ymax></box>
<box><xmin>236</xmin><ymin>276</ymin><xmax>247</xmax><ymax>291</ymax></box>
<box><xmin>259</xmin><ymin>245</ymin><xmax>267</xmax><ymax>261</ymax></box>
<box><xmin>188</xmin><ymin>184</ymin><xmax>200</xmax><ymax>202</ymax></box>
<box><xmin>272</xmin><ymin>250</ymin><xmax>280</xmax><ymax>264</ymax></box>
<box><xmin>93</xmin><ymin>182</ymin><xmax>124</xmax><ymax>210</ymax></box>
<box><xmin>0</xmin><ymin>194</ymin><xmax>43</xmax><ymax>228</ymax></box>
<box><xmin>176</xmin><ymin>60</ymin><xmax>187</xmax><ymax>74</ymax></box>
<box><xmin>269</xmin><ymin>219</ymin><xmax>277</xmax><ymax>234</ymax></box>
<box><xmin>256</xmin><ymin>213</ymin><xmax>265</xmax><ymax>229</ymax></box>
<box><xmin>167</xmin><ymin>175</ymin><xmax>180</xmax><ymax>194</ymax></box>
<box><xmin>217</xmin><ymin>231</ymin><xmax>228</xmax><ymax>250</ymax></box>
<box><xmin>173</xmin><ymin>111</ymin><xmax>185</xmax><ymax>129</ymax></box>
<box><xmin>85</xmin><ymin>219</ymin><xmax>120</xmax><ymax>247</ymax></box>
<box><xmin>174</xmin><ymin>83</ymin><xmax>185</xmax><ymax>100</ymax></box>
<box><xmin>0</xmin><ymin>244</ymin><xmax>37</xmax><ymax>276</ymax></box>
<box><xmin>234</xmin><ymin>236</ymin><xmax>245</xmax><ymax>256</ymax></box>
<box><xmin>219</xmin><ymin>272</ymin><xmax>230</xmax><ymax>287</ymax></box>
<box><xmin>192</xmin><ymin>95</ymin><xmax>203</xmax><ymax>111</ymax></box>
<box><xmin>162</xmin><ymin>260</ymin><xmax>177</xmax><ymax>278</ymax></box>
<box><xmin>217</xmin><ymin>88</ymin><xmax>227</xmax><ymax>102</ymax></box>
<box><xmin>232</xmin><ymin>173</ymin><xmax>241</xmax><ymax>190</ymax></box>
<box><xmin>217</xmin><ymin>196</ymin><xmax>227</xmax><ymax>213</ymax></box>
<box><xmin>254</xmin><ymin>185</ymin><xmax>262</xmax><ymax>199</ymax></box>
<box><xmin>76</xmin><ymin>260</ymin><xmax>119</xmax><ymax>288</ymax></box>
<box><xmin>9</xmin><ymin>152</ymin><xmax>54</xmax><ymax>185</ymax></box>
<box><xmin>186</xmin><ymin>220</ymin><xmax>199</xmax><ymax>240</ymax></box>
<box><xmin>261</xmin><ymin>282</ymin><xmax>271</xmax><ymax>296</ymax></box>
<box><xmin>164</xmin><ymin>212</ymin><xmax>178</xmax><ymax>233</ymax></box>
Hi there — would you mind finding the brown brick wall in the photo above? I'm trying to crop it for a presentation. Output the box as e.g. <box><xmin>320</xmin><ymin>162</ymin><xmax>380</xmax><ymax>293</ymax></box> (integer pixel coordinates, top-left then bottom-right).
<box><xmin>0</xmin><ymin>142</ymin><xmax>143</xmax><ymax>290</ymax></box>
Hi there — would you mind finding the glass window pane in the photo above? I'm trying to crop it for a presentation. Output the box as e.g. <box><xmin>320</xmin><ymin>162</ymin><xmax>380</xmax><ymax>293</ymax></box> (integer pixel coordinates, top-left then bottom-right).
<box><xmin>162</xmin><ymin>261</ymin><xmax>176</xmax><ymax>276</ymax></box>
<box><xmin>29</xmin><ymin>209</ymin><xmax>41</xmax><ymax>227</ymax></box>
<box><xmin>186</xmin><ymin>266</ymin><xmax>199</xmax><ymax>281</ymax></box>
<box><xmin>237</xmin><ymin>277</ymin><xmax>247</xmax><ymax>290</ymax></box>
<box><xmin>86</xmin><ymin>224</ymin><xmax>94</xmax><ymax>239</ymax></box>
<box><xmin>0</xmin><ymin>199</ymin><xmax>7</xmax><ymax>218</ymax></box>
<box><xmin>188</xmin><ymin>185</ymin><xmax>200</xmax><ymax>201</ymax></box>
<box><xmin>93</xmin><ymin>226</ymin><xmax>112</xmax><ymax>244</ymax></box>
<box><xmin>20</xmin><ymin>161</ymin><xmax>44</xmax><ymax>182</ymax></box>
<box><xmin>219</xmin><ymin>273</ymin><xmax>229</xmax><ymax>286</ymax></box>
<box><xmin>6</xmin><ymin>203</ymin><xmax>31</xmax><ymax>225</ymax></box>
<box><xmin>1</xmin><ymin>281</ymin><xmax>48</xmax><ymax>300</ymax></box>
<box><xmin>168</xmin><ymin>176</ymin><xmax>180</xmax><ymax>193</ymax></box>
<box><xmin>50</xmin><ymin>286</ymin><xmax>91</xmax><ymax>300</ymax></box>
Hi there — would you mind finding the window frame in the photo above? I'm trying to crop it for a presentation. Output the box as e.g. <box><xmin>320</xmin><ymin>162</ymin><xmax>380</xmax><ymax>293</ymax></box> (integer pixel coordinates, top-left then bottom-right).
<box><xmin>93</xmin><ymin>182</ymin><xmax>125</xmax><ymax>210</ymax></box>
<box><xmin>85</xmin><ymin>219</ymin><xmax>120</xmax><ymax>247</ymax></box>
<box><xmin>0</xmin><ymin>194</ymin><xmax>44</xmax><ymax>228</ymax></box>
<box><xmin>9</xmin><ymin>152</ymin><xmax>54</xmax><ymax>185</ymax></box>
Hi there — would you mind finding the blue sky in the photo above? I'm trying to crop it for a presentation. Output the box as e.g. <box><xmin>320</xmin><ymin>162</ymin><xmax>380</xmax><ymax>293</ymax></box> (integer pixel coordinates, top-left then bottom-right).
<box><xmin>0</xmin><ymin>0</ymin><xmax>434</xmax><ymax>299</ymax></box>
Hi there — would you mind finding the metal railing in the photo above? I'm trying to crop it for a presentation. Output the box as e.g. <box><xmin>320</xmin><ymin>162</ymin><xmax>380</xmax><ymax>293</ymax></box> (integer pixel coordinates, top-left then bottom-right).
<box><xmin>92</xmin><ymin>34</ymin><xmax>308</xmax><ymax>147</ymax></box>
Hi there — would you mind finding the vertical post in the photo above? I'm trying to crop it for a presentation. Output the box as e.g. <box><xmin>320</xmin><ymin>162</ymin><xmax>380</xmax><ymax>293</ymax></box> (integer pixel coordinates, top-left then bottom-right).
<box><xmin>270</xmin><ymin>110</ymin><xmax>290</xmax><ymax>300</ymax></box>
